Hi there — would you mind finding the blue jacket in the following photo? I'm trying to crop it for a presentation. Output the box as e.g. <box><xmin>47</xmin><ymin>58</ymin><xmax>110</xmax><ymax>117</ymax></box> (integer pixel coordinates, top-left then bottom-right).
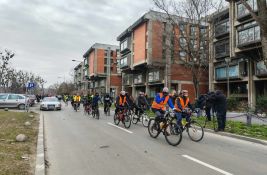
<box><xmin>154</xmin><ymin>93</ymin><xmax>174</xmax><ymax>109</ymax></box>
<box><xmin>92</xmin><ymin>96</ymin><xmax>102</xmax><ymax>105</ymax></box>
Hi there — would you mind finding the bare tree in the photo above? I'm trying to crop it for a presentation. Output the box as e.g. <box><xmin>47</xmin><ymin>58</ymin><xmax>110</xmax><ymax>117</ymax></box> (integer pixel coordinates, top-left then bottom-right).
<box><xmin>0</xmin><ymin>49</ymin><xmax>15</xmax><ymax>92</ymax></box>
<box><xmin>153</xmin><ymin>0</ymin><xmax>224</xmax><ymax>98</ymax></box>
<box><xmin>238</xmin><ymin>0</ymin><xmax>267</xmax><ymax>65</ymax></box>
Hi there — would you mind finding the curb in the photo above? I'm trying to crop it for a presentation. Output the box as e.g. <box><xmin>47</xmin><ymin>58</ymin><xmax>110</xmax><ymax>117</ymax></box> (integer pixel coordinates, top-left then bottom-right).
<box><xmin>203</xmin><ymin>128</ymin><xmax>267</xmax><ymax>146</ymax></box>
<box><xmin>35</xmin><ymin>112</ymin><xmax>45</xmax><ymax>175</ymax></box>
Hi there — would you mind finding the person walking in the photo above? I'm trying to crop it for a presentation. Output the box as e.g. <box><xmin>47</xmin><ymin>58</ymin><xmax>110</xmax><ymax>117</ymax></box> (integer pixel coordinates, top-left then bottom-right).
<box><xmin>214</xmin><ymin>90</ymin><xmax>227</xmax><ymax>132</ymax></box>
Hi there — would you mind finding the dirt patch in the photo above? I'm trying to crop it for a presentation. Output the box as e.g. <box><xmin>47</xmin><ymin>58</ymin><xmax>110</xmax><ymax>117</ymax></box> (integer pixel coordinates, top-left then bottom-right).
<box><xmin>0</xmin><ymin>110</ymin><xmax>39</xmax><ymax>175</ymax></box>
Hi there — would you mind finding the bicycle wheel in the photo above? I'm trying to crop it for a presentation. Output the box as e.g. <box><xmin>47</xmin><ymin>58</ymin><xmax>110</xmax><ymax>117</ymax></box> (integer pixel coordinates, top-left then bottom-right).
<box><xmin>141</xmin><ymin>114</ymin><xmax>149</xmax><ymax>127</ymax></box>
<box><xmin>114</xmin><ymin>113</ymin><xmax>120</xmax><ymax>125</ymax></box>
<box><xmin>92</xmin><ymin>110</ymin><xmax>95</xmax><ymax>118</ymax></box>
<box><xmin>132</xmin><ymin>114</ymin><xmax>139</xmax><ymax>124</ymax></box>
<box><xmin>96</xmin><ymin>109</ymin><xmax>100</xmax><ymax>120</ymax></box>
<box><xmin>164</xmin><ymin>123</ymin><xmax>182</xmax><ymax>146</ymax></box>
<box><xmin>187</xmin><ymin>120</ymin><xmax>204</xmax><ymax>142</ymax></box>
<box><xmin>107</xmin><ymin>108</ymin><xmax>110</xmax><ymax>116</ymax></box>
<box><xmin>123</xmin><ymin>114</ymin><xmax>131</xmax><ymax>128</ymax></box>
<box><xmin>148</xmin><ymin>119</ymin><xmax>160</xmax><ymax>138</ymax></box>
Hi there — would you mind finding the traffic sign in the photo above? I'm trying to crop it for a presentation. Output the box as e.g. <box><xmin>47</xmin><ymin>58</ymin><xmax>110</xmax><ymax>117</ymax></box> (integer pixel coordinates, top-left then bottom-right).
<box><xmin>27</xmin><ymin>82</ymin><xmax>35</xmax><ymax>89</ymax></box>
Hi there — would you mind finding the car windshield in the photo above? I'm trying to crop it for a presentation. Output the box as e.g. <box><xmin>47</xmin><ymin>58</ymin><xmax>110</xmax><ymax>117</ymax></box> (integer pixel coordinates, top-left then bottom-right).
<box><xmin>43</xmin><ymin>97</ymin><xmax>58</xmax><ymax>102</ymax></box>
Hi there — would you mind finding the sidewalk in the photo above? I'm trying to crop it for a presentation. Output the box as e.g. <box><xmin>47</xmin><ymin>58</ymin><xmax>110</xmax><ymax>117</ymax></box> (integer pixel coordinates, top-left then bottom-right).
<box><xmin>227</xmin><ymin>112</ymin><xmax>267</xmax><ymax>125</ymax></box>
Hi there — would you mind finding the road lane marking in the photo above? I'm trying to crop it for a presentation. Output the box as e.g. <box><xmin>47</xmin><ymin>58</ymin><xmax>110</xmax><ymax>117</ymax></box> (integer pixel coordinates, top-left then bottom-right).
<box><xmin>182</xmin><ymin>155</ymin><xmax>233</xmax><ymax>175</ymax></box>
<box><xmin>107</xmin><ymin>122</ymin><xmax>133</xmax><ymax>134</ymax></box>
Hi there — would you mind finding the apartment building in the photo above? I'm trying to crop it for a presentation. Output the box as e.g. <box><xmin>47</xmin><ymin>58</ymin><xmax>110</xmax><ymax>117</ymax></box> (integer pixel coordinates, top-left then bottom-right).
<box><xmin>210</xmin><ymin>0</ymin><xmax>266</xmax><ymax>106</ymax></box>
<box><xmin>74</xmin><ymin>62</ymin><xmax>85</xmax><ymax>91</ymax></box>
<box><xmin>117</xmin><ymin>10</ymin><xmax>208</xmax><ymax>100</ymax></box>
<box><xmin>83</xmin><ymin>43</ymin><xmax>121</xmax><ymax>97</ymax></box>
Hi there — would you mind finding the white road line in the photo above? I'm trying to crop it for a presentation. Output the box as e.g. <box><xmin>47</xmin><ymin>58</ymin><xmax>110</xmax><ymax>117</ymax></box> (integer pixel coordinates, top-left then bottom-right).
<box><xmin>107</xmin><ymin>122</ymin><xmax>133</xmax><ymax>134</ymax></box>
<box><xmin>182</xmin><ymin>155</ymin><xmax>233</xmax><ymax>175</ymax></box>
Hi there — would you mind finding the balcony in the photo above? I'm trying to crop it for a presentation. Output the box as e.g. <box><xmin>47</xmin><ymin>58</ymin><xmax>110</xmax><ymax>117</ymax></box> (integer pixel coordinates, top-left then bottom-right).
<box><xmin>123</xmin><ymin>74</ymin><xmax>133</xmax><ymax>86</ymax></box>
<box><xmin>133</xmin><ymin>74</ymin><xmax>146</xmax><ymax>85</ymax></box>
<box><xmin>148</xmin><ymin>70</ymin><xmax>162</xmax><ymax>83</ymax></box>
<box><xmin>214</xmin><ymin>40</ymin><xmax>230</xmax><ymax>59</ymax></box>
<box><xmin>120</xmin><ymin>54</ymin><xmax>131</xmax><ymax>69</ymax></box>
<box><xmin>255</xmin><ymin>61</ymin><xmax>267</xmax><ymax>77</ymax></box>
<box><xmin>214</xmin><ymin>20</ymin><xmax>229</xmax><ymax>38</ymax></box>
<box><xmin>215</xmin><ymin>64</ymin><xmax>240</xmax><ymax>81</ymax></box>
<box><xmin>236</xmin><ymin>23</ymin><xmax>261</xmax><ymax>48</ymax></box>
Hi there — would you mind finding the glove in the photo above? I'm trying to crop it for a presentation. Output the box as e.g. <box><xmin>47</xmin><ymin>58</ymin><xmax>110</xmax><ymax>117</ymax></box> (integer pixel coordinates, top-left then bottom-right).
<box><xmin>172</xmin><ymin>108</ymin><xmax>176</xmax><ymax>111</ymax></box>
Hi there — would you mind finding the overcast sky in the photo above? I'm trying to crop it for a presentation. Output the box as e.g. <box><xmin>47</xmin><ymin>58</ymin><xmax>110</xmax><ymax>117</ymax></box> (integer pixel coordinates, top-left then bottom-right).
<box><xmin>0</xmin><ymin>0</ymin><xmax>153</xmax><ymax>87</ymax></box>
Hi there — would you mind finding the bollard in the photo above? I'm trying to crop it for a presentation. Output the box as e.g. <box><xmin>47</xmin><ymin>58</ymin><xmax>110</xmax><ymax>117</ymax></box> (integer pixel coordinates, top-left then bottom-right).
<box><xmin>246</xmin><ymin>114</ymin><xmax>252</xmax><ymax>126</ymax></box>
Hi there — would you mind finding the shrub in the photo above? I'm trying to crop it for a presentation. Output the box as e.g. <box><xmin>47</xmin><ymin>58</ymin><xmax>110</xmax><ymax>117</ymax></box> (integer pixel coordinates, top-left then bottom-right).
<box><xmin>256</xmin><ymin>96</ymin><xmax>267</xmax><ymax>113</ymax></box>
<box><xmin>227</xmin><ymin>97</ymin><xmax>239</xmax><ymax>111</ymax></box>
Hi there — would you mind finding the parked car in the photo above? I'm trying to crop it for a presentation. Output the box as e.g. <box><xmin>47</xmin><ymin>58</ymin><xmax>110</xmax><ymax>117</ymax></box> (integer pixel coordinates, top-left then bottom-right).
<box><xmin>40</xmin><ymin>97</ymin><xmax>61</xmax><ymax>111</ymax></box>
<box><xmin>0</xmin><ymin>93</ymin><xmax>29</xmax><ymax>110</ymax></box>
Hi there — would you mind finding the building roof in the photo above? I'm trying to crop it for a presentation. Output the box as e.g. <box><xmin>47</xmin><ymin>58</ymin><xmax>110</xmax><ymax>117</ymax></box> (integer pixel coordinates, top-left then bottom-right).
<box><xmin>116</xmin><ymin>10</ymin><xmax>207</xmax><ymax>41</ymax></box>
<box><xmin>83</xmin><ymin>43</ymin><xmax>119</xmax><ymax>58</ymax></box>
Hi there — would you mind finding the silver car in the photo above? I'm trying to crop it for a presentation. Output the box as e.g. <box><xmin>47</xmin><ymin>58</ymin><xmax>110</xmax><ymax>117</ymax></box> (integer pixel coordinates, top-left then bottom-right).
<box><xmin>40</xmin><ymin>97</ymin><xmax>61</xmax><ymax>111</ymax></box>
<box><xmin>0</xmin><ymin>93</ymin><xmax>29</xmax><ymax>110</ymax></box>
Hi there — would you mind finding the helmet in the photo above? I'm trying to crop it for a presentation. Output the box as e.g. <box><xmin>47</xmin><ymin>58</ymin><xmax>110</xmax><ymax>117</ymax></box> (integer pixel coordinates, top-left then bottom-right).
<box><xmin>120</xmin><ymin>91</ymin><xmax>126</xmax><ymax>96</ymax></box>
<box><xmin>163</xmin><ymin>87</ymin><xmax>169</xmax><ymax>93</ymax></box>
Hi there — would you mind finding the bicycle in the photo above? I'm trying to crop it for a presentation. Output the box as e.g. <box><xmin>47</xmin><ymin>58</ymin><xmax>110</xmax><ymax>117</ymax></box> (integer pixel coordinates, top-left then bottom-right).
<box><xmin>92</xmin><ymin>105</ymin><xmax>100</xmax><ymax>119</ymax></box>
<box><xmin>114</xmin><ymin>107</ymin><xmax>131</xmax><ymax>128</ymax></box>
<box><xmin>132</xmin><ymin>107</ymin><xmax>150</xmax><ymax>127</ymax></box>
<box><xmin>84</xmin><ymin>104</ymin><xmax>92</xmax><ymax>115</ymax></box>
<box><xmin>73</xmin><ymin>102</ymin><xmax>79</xmax><ymax>112</ymax></box>
<box><xmin>104</xmin><ymin>103</ymin><xmax>111</xmax><ymax>116</ymax></box>
<box><xmin>148</xmin><ymin>109</ymin><xmax>182</xmax><ymax>146</ymax></box>
<box><xmin>175</xmin><ymin>108</ymin><xmax>204</xmax><ymax>142</ymax></box>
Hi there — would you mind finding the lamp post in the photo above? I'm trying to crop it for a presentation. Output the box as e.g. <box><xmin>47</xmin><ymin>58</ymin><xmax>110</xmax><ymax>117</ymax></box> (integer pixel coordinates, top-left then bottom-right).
<box><xmin>225</xmin><ymin>57</ymin><xmax>231</xmax><ymax>97</ymax></box>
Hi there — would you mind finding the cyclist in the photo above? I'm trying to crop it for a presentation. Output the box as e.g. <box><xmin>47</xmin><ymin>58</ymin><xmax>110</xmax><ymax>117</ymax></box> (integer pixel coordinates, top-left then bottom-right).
<box><xmin>151</xmin><ymin>87</ymin><xmax>176</xmax><ymax>122</ymax></box>
<box><xmin>174</xmin><ymin>90</ymin><xmax>193</xmax><ymax>127</ymax></box>
<box><xmin>135</xmin><ymin>92</ymin><xmax>150</xmax><ymax>116</ymax></box>
<box><xmin>73</xmin><ymin>93</ymin><xmax>81</xmax><ymax>110</ymax></box>
<box><xmin>104</xmin><ymin>93</ymin><xmax>112</xmax><ymax>114</ymax></box>
<box><xmin>92</xmin><ymin>92</ymin><xmax>102</xmax><ymax>112</ymax></box>
<box><xmin>115</xmin><ymin>91</ymin><xmax>128</xmax><ymax>114</ymax></box>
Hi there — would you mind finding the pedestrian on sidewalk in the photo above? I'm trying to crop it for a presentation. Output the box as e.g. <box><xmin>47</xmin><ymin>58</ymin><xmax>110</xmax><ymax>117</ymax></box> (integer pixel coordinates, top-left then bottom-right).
<box><xmin>214</xmin><ymin>90</ymin><xmax>227</xmax><ymax>132</ymax></box>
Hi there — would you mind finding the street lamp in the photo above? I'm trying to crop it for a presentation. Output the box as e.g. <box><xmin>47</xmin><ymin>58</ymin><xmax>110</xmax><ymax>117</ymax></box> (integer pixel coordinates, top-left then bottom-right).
<box><xmin>225</xmin><ymin>57</ymin><xmax>231</xmax><ymax>98</ymax></box>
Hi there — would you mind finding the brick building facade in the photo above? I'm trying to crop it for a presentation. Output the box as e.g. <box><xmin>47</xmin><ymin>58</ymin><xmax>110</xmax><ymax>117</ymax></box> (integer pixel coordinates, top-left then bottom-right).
<box><xmin>83</xmin><ymin>43</ymin><xmax>121</xmax><ymax>97</ymax></box>
<box><xmin>117</xmin><ymin>10</ymin><xmax>208</xmax><ymax>100</ymax></box>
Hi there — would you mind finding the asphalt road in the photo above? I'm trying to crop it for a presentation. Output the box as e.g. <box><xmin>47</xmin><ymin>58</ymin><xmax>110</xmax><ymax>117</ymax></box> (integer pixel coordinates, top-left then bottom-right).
<box><xmin>42</xmin><ymin>103</ymin><xmax>267</xmax><ymax>175</ymax></box>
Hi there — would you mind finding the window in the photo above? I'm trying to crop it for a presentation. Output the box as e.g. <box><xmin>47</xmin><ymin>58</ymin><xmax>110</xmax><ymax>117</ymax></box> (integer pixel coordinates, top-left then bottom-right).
<box><xmin>179</xmin><ymin>23</ymin><xmax>186</xmax><ymax>35</ymax></box>
<box><xmin>256</xmin><ymin>61</ymin><xmax>267</xmax><ymax>76</ymax></box>
<box><xmin>237</xmin><ymin>0</ymin><xmax>257</xmax><ymax>18</ymax></box>
<box><xmin>148</xmin><ymin>71</ymin><xmax>160</xmax><ymax>82</ymax></box>
<box><xmin>190</xmin><ymin>39</ymin><xmax>197</xmax><ymax>49</ymax></box>
<box><xmin>18</xmin><ymin>95</ymin><xmax>25</xmax><ymax>99</ymax></box>
<box><xmin>190</xmin><ymin>26</ymin><xmax>196</xmax><ymax>36</ymax></box>
<box><xmin>215</xmin><ymin>67</ymin><xmax>227</xmax><ymax>79</ymax></box>
<box><xmin>104</xmin><ymin>67</ymin><xmax>107</xmax><ymax>73</ymax></box>
<box><xmin>215</xmin><ymin>21</ymin><xmax>229</xmax><ymax>36</ymax></box>
<box><xmin>134</xmin><ymin>74</ymin><xmax>143</xmax><ymax>84</ymax></box>
<box><xmin>215</xmin><ymin>40</ymin><xmax>229</xmax><ymax>58</ymax></box>
<box><xmin>104</xmin><ymin>50</ymin><xmax>108</xmax><ymax>57</ymax></box>
<box><xmin>120</xmin><ymin>39</ymin><xmax>128</xmax><ymax>51</ymax></box>
<box><xmin>179</xmin><ymin>51</ymin><xmax>187</xmax><ymax>60</ymax></box>
<box><xmin>0</xmin><ymin>94</ymin><xmax>8</xmax><ymax>100</ymax></box>
<box><xmin>8</xmin><ymin>95</ymin><xmax>18</xmax><ymax>100</ymax></box>
<box><xmin>215</xmin><ymin>65</ymin><xmax>239</xmax><ymax>80</ymax></box>
<box><xmin>237</xmin><ymin>23</ymin><xmax>260</xmax><ymax>45</ymax></box>
<box><xmin>179</xmin><ymin>37</ymin><xmax>187</xmax><ymax>47</ymax></box>
<box><xmin>120</xmin><ymin>56</ymin><xmax>128</xmax><ymax>68</ymax></box>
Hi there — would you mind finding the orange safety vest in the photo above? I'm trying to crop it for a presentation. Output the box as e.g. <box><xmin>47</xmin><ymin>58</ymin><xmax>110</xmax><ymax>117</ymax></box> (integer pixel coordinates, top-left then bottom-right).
<box><xmin>119</xmin><ymin>96</ymin><xmax>127</xmax><ymax>106</ymax></box>
<box><xmin>151</xmin><ymin>93</ymin><xmax>169</xmax><ymax>111</ymax></box>
<box><xmin>175</xmin><ymin>97</ymin><xmax>189</xmax><ymax>112</ymax></box>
